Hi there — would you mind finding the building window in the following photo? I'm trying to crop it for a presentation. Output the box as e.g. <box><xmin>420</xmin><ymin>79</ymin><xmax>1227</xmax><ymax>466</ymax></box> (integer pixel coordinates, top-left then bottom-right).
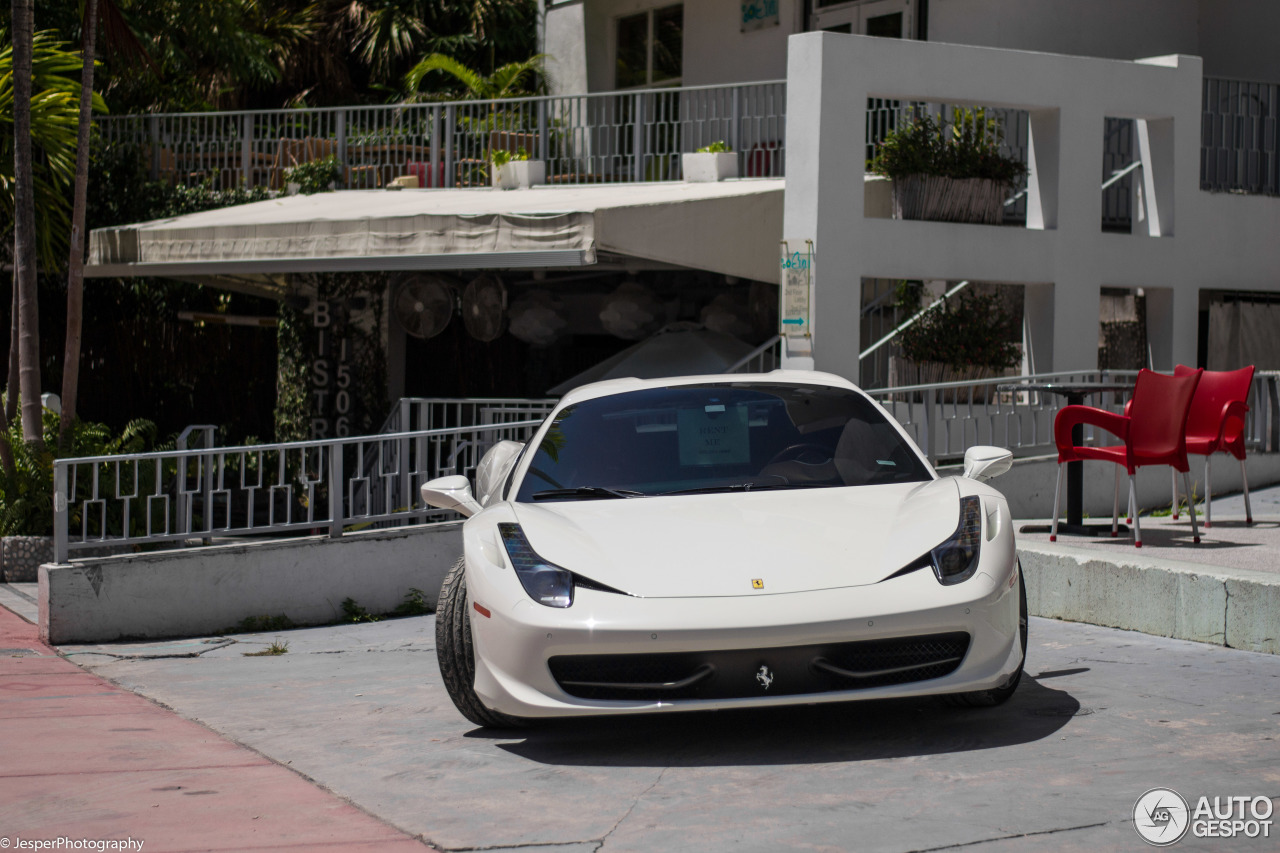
<box><xmin>616</xmin><ymin>4</ymin><xmax>683</xmax><ymax>89</ymax></box>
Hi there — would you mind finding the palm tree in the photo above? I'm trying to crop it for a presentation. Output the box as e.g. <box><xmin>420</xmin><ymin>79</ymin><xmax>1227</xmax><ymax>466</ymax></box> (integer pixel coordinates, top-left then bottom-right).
<box><xmin>404</xmin><ymin>52</ymin><xmax>544</xmax><ymax>101</ymax></box>
<box><xmin>59</xmin><ymin>0</ymin><xmax>99</xmax><ymax>452</ymax></box>
<box><xmin>9</xmin><ymin>0</ymin><xmax>41</xmax><ymax>452</ymax></box>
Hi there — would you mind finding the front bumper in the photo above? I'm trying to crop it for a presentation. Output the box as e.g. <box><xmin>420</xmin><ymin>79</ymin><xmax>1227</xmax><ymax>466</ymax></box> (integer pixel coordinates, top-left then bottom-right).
<box><xmin>464</xmin><ymin>551</ymin><xmax>1023</xmax><ymax>719</ymax></box>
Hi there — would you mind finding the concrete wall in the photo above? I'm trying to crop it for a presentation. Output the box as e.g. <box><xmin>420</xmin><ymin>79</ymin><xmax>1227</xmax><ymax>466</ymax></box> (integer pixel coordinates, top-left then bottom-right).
<box><xmin>39</xmin><ymin>523</ymin><xmax>463</xmax><ymax>644</ymax></box>
<box><xmin>928</xmin><ymin>0</ymin><xmax>1199</xmax><ymax>62</ymax></box>
<box><xmin>544</xmin><ymin>0</ymin><xmax>801</xmax><ymax>93</ymax></box>
<box><xmin>944</xmin><ymin>452</ymin><xmax>1280</xmax><ymax>521</ymax></box>
<box><xmin>781</xmin><ymin>33</ymin><xmax>1280</xmax><ymax>379</ymax></box>
<box><xmin>1195</xmin><ymin>0</ymin><xmax>1280</xmax><ymax>82</ymax></box>
<box><xmin>1020</xmin><ymin>543</ymin><xmax>1280</xmax><ymax>654</ymax></box>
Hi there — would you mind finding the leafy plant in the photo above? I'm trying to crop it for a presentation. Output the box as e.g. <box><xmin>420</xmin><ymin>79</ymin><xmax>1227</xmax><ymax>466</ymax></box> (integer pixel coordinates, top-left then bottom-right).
<box><xmin>871</xmin><ymin>108</ymin><xmax>1026</xmax><ymax>187</ymax></box>
<box><xmin>0</xmin><ymin>408</ymin><xmax>162</xmax><ymax>538</ymax></box>
<box><xmin>243</xmin><ymin>639</ymin><xmax>289</xmax><ymax>656</ymax></box>
<box><xmin>285</xmin><ymin>155</ymin><xmax>342</xmax><ymax>194</ymax></box>
<box><xmin>696</xmin><ymin>141</ymin><xmax>731</xmax><ymax>154</ymax></box>
<box><xmin>342</xmin><ymin>597</ymin><xmax>380</xmax><ymax>623</ymax></box>
<box><xmin>896</xmin><ymin>291</ymin><xmax>1021</xmax><ymax>371</ymax></box>
<box><xmin>392</xmin><ymin>587</ymin><xmax>432</xmax><ymax>617</ymax></box>
<box><xmin>489</xmin><ymin>146</ymin><xmax>529</xmax><ymax>167</ymax></box>
<box><xmin>0</xmin><ymin>31</ymin><xmax>108</xmax><ymax>270</ymax></box>
<box><xmin>404</xmin><ymin>53</ymin><xmax>546</xmax><ymax>101</ymax></box>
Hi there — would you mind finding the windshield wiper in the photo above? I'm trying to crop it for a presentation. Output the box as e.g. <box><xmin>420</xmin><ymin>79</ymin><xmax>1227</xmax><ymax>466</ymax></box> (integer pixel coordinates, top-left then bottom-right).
<box><xmin>531</xmin><ymin>487</ymin><xmax>645</xmax><ymax>501</ymax></box>
<box><xmin>659</xmin><ymin>482</ymin><xmax>828</xmax><ymax>496</ymax></box>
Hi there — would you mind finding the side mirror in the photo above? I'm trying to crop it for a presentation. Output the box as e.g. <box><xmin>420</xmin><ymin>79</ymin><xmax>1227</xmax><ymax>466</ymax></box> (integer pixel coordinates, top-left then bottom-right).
<box><xmin>420</xmin><ymin>475</ymin><xmax>483</xmax><ymax>518</ymax></box>
<box><xmin>963</xmin><ymin>446</ymin><xmax>1013</xmax><ymax>482</ymax></box>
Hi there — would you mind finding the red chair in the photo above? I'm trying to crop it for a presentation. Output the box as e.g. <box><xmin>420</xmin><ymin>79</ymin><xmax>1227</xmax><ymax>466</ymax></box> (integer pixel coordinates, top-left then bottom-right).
<box><xmin>1169</xmin><ymin>364</ymin><xmax>1255</xmax><ymax>527</ymax></box>
<box><xmin>1052</xmin><ymin>368</ymin><xmax>1203</xmax><ymax>547</ymax></box>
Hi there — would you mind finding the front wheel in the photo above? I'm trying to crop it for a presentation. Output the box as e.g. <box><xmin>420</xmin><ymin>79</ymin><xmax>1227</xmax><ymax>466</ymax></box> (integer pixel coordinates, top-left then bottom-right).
<box><xmin>945</xmin><ymin>564</ymin><xmax>1028</xmax><ymax>708</ymax></box>
<box><xmin>435</xmin><ymin>556</ymin><xmax>526</xmax><ymax>728</ymax></box>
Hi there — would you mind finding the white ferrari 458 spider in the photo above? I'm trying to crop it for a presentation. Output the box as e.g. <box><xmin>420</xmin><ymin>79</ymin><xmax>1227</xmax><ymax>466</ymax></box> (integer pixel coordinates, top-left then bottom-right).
<box><xmin>420</xmin><ymin>371</ymin><xmax>1025</xmax><ymax>727</ymax></box>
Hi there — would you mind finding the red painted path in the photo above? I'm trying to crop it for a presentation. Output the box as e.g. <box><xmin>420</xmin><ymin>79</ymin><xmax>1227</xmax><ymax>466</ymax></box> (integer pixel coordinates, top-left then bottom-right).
<box><xmin>0</xmin><ymin>606</ymin><xmax>434</xmax><ymax>852</ymax></box>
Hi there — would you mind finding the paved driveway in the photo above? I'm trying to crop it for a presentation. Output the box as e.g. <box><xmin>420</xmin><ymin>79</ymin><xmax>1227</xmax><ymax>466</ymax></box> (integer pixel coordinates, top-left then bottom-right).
<box><xmin>65</xmin><ymin>617</ymin><xmax>1280</xmax><ymax>852</ymax></box>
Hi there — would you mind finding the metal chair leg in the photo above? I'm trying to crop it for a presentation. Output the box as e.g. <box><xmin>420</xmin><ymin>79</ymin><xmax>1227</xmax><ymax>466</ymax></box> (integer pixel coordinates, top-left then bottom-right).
<box><xmin>1171</xmin><ymin>468</ymin><xmax>1179</xmax><ymax>520</ymax></box>
<box><xmin>1183</xmin><ymin>470</ymin><xmax>1200</xmax><ymax>544</ymax></box>
<box><xmin>1129</xmin><ymin>475</ymin><xmax>1141</xmax><ymax>547</ymax></box>
<box><xmin>1050</xmin><ymin>464</ymin><xmax>1063</xmax><ymax>542</ymax></box>
<box><xmin>1241</xmin><ymin>457</ymin><xmax>1253</xmax><ymax>524</ymax></box>
<box><xmin>1112</xmin><ymin>467</ymin><xmax>1120</xmax><ymax>537</ymax></box>
<box><xmin>1204</xmin><ymin>456</ymin><xmax>1212</xmax><ymax>529</ymax></box>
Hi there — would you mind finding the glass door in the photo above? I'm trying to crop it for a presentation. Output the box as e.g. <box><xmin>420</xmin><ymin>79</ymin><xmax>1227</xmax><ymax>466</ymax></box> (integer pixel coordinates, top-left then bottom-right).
<box><xmin>811</xmin><ymin>0</ymin><xmax>912</xmax><ymax>38</ymax></box>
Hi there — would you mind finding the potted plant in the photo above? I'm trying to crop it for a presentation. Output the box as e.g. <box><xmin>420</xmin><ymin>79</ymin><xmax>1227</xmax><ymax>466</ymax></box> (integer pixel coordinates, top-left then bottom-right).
<box><xmin>871</xmin><ymin>108</ymin><xmax>1026</xmax><ymax>224</ymax></box>
<box><xmin>892</xmin><ymin>287</ymin><xmax>1021</xmax><ymax>396</ymax></box>
<box><xmin>490</xmin><ymin>147</ymin><xmax>545</xmax><ymax>189</ymax></box>
<box><xmin>682</xmin><ymin>141</ymin><xmax>738</xmax><ymax>182</ymax></box>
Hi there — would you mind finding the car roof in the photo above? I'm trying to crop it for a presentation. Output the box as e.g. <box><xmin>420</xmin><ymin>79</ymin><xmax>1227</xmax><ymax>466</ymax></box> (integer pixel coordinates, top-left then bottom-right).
<box><xmin>556</xmin><ymin>370</ymin><xmax>862</xmax><ymax>408</ymax></box>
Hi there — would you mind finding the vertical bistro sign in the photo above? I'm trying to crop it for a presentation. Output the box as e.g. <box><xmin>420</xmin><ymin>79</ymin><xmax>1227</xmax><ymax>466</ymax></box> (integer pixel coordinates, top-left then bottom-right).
<box><xmin>741</xmin><ymin>0</ymin><xmax>780</xmax><ymax>32</ymax></box>
<box><xmin>780</xmin><ymin>239</ymin><xmax>813</xmax><ymax>354</ymax></box>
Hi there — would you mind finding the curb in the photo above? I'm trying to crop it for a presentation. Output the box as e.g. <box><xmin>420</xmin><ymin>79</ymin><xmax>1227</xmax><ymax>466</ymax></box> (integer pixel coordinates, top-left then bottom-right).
<box><xmin>1018</xmin><ymin>542</ymin><xmax>1280</xmax><ymax>654</ymax></box>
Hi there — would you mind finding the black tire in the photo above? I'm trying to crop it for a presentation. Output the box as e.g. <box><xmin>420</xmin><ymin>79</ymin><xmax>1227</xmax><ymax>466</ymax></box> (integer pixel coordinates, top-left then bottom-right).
<box><xmin>435</xmin><ymin>556</ymin><xmax>526</xmax><ymax>728</ymax></box>
<box><xmin>945</xmin><ymin>563</ymin><xmax>1028</xmax><ymax>708</ymax></box>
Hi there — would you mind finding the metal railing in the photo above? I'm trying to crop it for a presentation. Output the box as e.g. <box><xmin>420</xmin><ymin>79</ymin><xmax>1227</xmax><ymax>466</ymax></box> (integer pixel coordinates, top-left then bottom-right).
<box><xmin>95</xmin><ymin>81</ymin><xmax>787</xmax><ymax>191</ymax></box>
<box><xmin>378</xmin><ymin>397</ymin><xmax>557</xmax><ymax>434</ymax></box>
<box><xmin>52</xmin><ymin>420</ymin><xmax>543</xmax><ymax>563</ymax></box>
<box><xmin>727</xmin><ymin>336</ymin><xmax>782</xmax><ymax>374</ymax></box>
<box><xmin>1202</xmin><ymin>76</ymin><xmax>1280</xmax><ymax>196</ymax></box>
<box><xmin>868</xmin><ymin>369</ymin><xmax>1280</xmax><ymax>465</ymax></box>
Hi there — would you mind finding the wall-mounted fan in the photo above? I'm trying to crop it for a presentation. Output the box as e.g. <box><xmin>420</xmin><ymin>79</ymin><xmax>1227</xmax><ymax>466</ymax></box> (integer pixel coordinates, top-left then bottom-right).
<box><xmin>462</xmin><ymin>274</ymin><xmax>508</xmax><ymax>342</ymax></box>
<box><xmin>393</xmin><ymin>274</ymin><xmax>456</xmax><ymax>339</ymax></box>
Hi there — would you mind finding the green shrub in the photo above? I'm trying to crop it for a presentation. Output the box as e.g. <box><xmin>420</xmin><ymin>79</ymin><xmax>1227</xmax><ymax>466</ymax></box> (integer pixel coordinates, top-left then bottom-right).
<box><xmin>871</xmin><ymin>108</ymin><xmax>1026</xmax><ymax>187</ymax></box>
<box><xmin>285</xmin><ymin>156</ymin><xmax>342</xmax><ymax>194</ymax></box>
<box><xmin>696</xmin><ymin>141</ymin><xmax>732</xmax><ymax>154</ymax></box>
<box><xmin>488</xmin><ymin>147</ymin><xmax>530</xmax><ymax>167</ymax></box>
<box><xmin>896</xmin><ymin>291</ymin><xmax>1021</xmax><ymax>371</ymax></box>
<box><xmin>0</xmin><ymin>411</ymin><xmax>162</xmax><ymax>537</ymax></box>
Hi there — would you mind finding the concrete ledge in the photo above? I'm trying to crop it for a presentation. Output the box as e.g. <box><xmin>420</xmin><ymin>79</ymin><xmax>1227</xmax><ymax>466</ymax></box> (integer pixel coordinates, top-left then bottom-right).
<box><xmin>39</xmin><ymin>523</ymin><xmax>462</xmax><ymax>644</ymax></box>
<box><xmin>939</xmin><ymin>451</ymin><xmax>1280</xmax><ymax>519</ymax></box>
<box><xmin>1019</xmin><ymin>542</ymin><xmax>1279</xmax><ymax>654</ymax></box>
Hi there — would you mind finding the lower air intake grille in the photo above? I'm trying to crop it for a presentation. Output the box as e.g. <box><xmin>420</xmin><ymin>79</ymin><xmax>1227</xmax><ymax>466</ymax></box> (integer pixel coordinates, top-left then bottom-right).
<box><xmin>549</xmin><ymin>632</ymin><xmax>970</xmax><ymax>701</ymax></box>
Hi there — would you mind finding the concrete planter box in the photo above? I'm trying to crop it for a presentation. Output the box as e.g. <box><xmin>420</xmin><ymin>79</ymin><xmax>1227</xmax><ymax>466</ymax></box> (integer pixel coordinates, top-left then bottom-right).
<box><xmin>491</xmin><ymin>160</ymin><xmax>546</xmax><ymax>189</ymax></box>
<box><xmin>682</xmin><ymin>152</ymin><xmax>738</xmax><ymax>182</ymax></box>
<box><xmin>891</xmin><ymin>174</ymin><xmax>1006</xmax><ymax>224</ymax></box>
<box><xmin>2</xmin><ymin>535</ymin><xmax>53</xmax><ymax>582</ymax></box>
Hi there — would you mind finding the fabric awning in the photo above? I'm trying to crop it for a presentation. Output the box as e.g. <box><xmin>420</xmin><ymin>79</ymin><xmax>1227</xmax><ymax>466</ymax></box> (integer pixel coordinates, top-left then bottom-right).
<box><xmin>87</xmin><ymin>180</ymin><xmax>784</xmax><ymax>287</ymax></box>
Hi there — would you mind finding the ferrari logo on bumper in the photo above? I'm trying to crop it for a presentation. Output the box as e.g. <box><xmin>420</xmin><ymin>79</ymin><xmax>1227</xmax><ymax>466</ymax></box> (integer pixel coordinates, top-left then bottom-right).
<box><xmin>756</xmin><ymin>665</ymin><xmax>774</xmax><ymax>690</ymax></box>
<box><xmin>752</xmin><ymin>578</ymin><xmax>764</xmax><ymax>589</ymax></box>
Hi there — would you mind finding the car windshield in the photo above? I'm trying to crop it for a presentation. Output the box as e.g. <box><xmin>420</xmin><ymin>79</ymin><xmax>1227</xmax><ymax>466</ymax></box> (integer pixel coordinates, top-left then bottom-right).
<box><xmin>514</xmin><ymin>383</ymin><xmax>931</xmax><ymax>501</ymax></box>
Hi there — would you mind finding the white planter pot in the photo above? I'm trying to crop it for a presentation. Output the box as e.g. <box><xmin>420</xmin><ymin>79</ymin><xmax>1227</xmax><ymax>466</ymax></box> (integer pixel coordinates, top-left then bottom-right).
<box><xmin>682</xmin><ymin>152</ymin><xmax>738</xmax><ymax>182</ymax></box>
<box><xmin>491</xmin><ymin>160</ymin><xmax>546</xmax><ymax>190</ymax></box>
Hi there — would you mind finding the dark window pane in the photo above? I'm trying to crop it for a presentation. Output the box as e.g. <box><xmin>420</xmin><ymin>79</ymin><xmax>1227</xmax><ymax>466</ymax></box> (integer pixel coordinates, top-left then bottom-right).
<box><xmin>823</xmin><ymin>23</ymin><xmax>853</xmax><ymax>34</ymax></box>
<box><xmin>515</xmin><ymin>383</ymin><xmax>931</xmax><ymax>501</ymax></box>
<box><xmin>616</xmin><ymin>12</ymin><xmax>649</xmax><ymax>88</ymax></box>
<box><xmin>865</xmin><ymin>12</ymin><xmax>903</xmax><ymax>38</ymax></box>
<box><xmin>652</xmin><ymin>5</ymin><xmax>683</xmax><ymax>83</ymax></box>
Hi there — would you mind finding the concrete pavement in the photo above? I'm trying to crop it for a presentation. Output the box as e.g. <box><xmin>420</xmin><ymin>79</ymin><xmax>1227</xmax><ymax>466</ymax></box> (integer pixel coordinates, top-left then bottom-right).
<box><xmin>0</xmin><ymin>605</ymin><xmax>435</xmax><ymax>852</ymax></box>
<box><xmin>57</xmin><ymin>613</ymin><xmax>1280</xmax><ymax>852</ymax></box>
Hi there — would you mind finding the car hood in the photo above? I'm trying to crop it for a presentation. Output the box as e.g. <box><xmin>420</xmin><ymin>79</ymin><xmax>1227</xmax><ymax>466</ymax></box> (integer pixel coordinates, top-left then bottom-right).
<box><xmin>509</xmin><ymin>478</ymin><xmax>961</xmax><ymax>598</ymax></box>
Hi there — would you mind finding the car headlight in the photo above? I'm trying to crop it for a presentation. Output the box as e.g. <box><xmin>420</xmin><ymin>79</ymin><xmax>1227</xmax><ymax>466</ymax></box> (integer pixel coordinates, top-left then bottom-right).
<box><xmin>929</xmin><ymin>495</ymin><xmax>983</xmax><ymax>585</ymax></box>
<box><xmin>498</xmin><ymin>523</ymin><xmax>573</xmax><ymax>608</ymax></box>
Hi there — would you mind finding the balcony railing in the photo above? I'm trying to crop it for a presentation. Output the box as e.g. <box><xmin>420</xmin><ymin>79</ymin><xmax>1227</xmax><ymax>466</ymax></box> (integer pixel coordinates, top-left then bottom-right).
<box><xmin>94</xmin><ymin>81</ymin><xmax>787</xmax><ymax>191</ymax></box>
<box><xmin>1201</xmin><ymin>76</ymin><xmax>1280</xmax><ymax>196</ymax></box>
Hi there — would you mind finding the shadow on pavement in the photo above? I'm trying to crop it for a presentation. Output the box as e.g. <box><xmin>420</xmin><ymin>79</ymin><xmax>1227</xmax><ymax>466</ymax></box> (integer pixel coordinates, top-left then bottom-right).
<box><xmin>489</xmin><ymin>676</ymin><xmax>1080</xmax><ymax>768</ymax></box>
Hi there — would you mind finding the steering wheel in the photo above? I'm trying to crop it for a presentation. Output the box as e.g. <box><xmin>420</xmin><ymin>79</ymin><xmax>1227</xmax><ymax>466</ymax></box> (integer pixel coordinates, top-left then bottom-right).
<box><xmin>766</xmin><ymin>443</ymin><xmax>832</xmax><ymax>466</ymax></box>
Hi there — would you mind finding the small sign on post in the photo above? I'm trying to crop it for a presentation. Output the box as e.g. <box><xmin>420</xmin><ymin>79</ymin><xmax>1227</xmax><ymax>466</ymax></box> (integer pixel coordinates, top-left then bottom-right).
<box><xmin>780</xmin><ymin>239</ymin><xmax>814</xmax><ymax>357</ymax></box>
